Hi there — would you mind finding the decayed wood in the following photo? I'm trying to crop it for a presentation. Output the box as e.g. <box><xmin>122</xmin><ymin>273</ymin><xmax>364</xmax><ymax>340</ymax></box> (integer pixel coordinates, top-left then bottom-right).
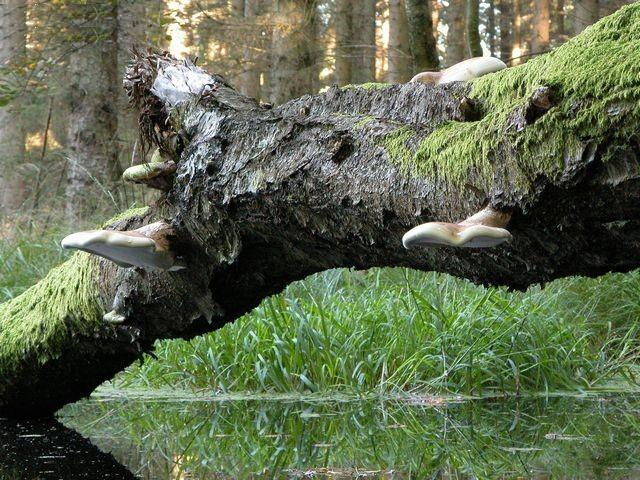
<box><xmin>2</xmin><ymin>18</ymin><xmax>640</xmax><ymax>415</ymax></box>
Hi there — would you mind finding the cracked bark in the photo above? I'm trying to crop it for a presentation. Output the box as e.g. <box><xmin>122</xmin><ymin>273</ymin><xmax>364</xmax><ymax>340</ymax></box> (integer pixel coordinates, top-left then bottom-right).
<box><xmin>2</xmin><ymin>31</ymin><xmax>640</xmax><ymax>416</ymax></box>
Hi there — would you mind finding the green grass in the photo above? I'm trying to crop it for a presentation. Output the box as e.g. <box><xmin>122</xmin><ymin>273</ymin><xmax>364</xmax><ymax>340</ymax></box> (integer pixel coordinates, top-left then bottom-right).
<box><xmin>118</xmin><ymin>268</ymin><xmax>640</xmax><ymax>396</ymax></box>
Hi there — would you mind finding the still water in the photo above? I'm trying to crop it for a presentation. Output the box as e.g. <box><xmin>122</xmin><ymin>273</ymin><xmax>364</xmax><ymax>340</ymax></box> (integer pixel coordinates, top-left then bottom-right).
<box><xmin>2</xmin><ymin>390</ymin><xmax>640</xmax><ymax>479</ymax></box>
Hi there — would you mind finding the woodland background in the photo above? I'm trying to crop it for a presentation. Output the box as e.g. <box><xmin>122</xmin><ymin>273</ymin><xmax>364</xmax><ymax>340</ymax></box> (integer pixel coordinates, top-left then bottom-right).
<box><xmin>0</xmin><ymin>0</ymin><xmax>634</xmax><ymax>225</ymax></box>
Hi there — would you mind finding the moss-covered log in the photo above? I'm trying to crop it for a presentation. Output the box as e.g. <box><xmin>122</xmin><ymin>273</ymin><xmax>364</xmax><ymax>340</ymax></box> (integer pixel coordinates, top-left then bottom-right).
<box><xmin>2</xmin><ymin>5</ymin><xmax>640</xmax><ymax>417</ymax></box>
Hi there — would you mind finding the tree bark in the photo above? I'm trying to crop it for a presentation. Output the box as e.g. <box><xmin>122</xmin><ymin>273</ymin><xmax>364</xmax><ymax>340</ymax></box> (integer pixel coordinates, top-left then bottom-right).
<box><xmin>574</xmin><ymin>0</ymin><xmax>599</xmax><ymax>33</ymax></box>
<box><xmin>532</xmin><ymin>0</ymin><xmax>551</xmax><ymax>53</ymax></box>
<box><xmin>552</xmin><ymin>0</ymin><xmax>566</xmax><ymax>43</ymax></box>
<box><xmin>65</xmin><ymin>1</ymin><xmax>121</xmax><ymax>220</ymax></box>
<box><xmin>351</xmin><ymin>0</ymin><xmax>376</xmax><ymax>83</ymax></box>
<box><xmin>241</xmin><ymin>0</ymin><xmax>262</xmax><ymax>99</ymax></box>
<box><xmin>405</xmin><ymin>0</ymin><xmax>439</xmax><ymax>72</ymax></box>
<box><xmin>487</xmin><ymin>0</ymin><xmax>497</xmax><ymax>56</ymax></box>
<box><xmin>388</xmin><ymin>0</ymin><xmax>412</xmax><ymax>83</ymax></box>
<box><xmin>0</xmin><ymin>0</ymin><xmax>26</xmax><ymax>217</ymax></box>
<box><xmin>498</xmin><ymin>0</ymin><xmax>513</xmax><ymax>62</ymax></box>
<box><xmin>446</xmin><ymin>0</ymin><xmax>466</xmax><ymax>65</ymax></box>
<box><xmin>2</xmin><ymin>5</ymin><xmax>640</xmax><ymax>417</ymax></box>
<box><xmin>333</xmin><ymin>0</ymin><xmax>353</xmax><ymax>85</ymax></box>
<box><xmin>269</xmin><ymin>0</ymin><xmax>316</xmax><ymax>104</ymax></box>
<box><xmin>465</xmin><ymin>0</ymin><xmax>483</xmax><ymax>57</ymax></box>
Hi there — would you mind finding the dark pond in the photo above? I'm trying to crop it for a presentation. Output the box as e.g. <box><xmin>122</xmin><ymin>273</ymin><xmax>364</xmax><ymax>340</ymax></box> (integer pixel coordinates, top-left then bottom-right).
<box><xmin>3</xmin><ymin>390</ymin><xmax>640</xmax><ymax>479</ymax></box>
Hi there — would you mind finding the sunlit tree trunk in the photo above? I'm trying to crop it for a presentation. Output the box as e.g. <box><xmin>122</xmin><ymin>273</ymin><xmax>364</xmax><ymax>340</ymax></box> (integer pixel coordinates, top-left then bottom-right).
<box><xmin>574</xmin><ymin>0</ymin><xmax>599</xmax><ymax>33</ymax></box>
<box><xmin>465</xmin><ymin>0</ymin><xmax>483</xmax><ymax>57</ymax></box>
<box><xmin>241</xmin><ymin>0</ymin><xmax>262</xmax><ymax>99</ymax></box>
<box><xmin>405</xmin><ymin>0</ymin><xmax>439</xmax><ymax>72</ymax></box>
<box><xmin>511</xmin><ymin>0</ymin><xmax>522</xmax><ymax>63</ymax></box>
<box><xmin>487</xmin><ymin>0</ymin><xmax>497</xmax><ymax>56</ymax></box>
<box><xmin>117</xmin><ymin>0</ymin><xmax>146</xmax><ymax>167</ymax></box>
<box><xmin>446</xmin><ymin>0</ymin><xmax>466</xmax><ymax>65</ymax></box>
<box><xmin>0</xmin><ymin>0</ymin><xmax>26</xmax><ymax>216</ymax></box>
<box><xmin>65</xmin><ymin>2</ymin><xmax>120</xmax><ymax>220</ymax></box>
<box><xmin>532</xmin><ymin>0</ymin><xmax>551</xmax><ymax>53</ymax></box>
<box><xmin>498</xmin><ymin>0</ymin><xmax>513</xmax><ymax>62</ymax></box>
<box><xmin>269</xmin><ymin>0</ymin><xmax>315</xmax><ymax>103</ymax></box>
<box><xmin>334</xmin><ymin>0</ymin><xmax>352</xmax><ymax>85</ymax></box>
<box><xmin>553</xmin><ymin>0</ymin><xmax>566</xmax><ymax>43</ymax></box>
<box><xmin>388</xmin><ymin>0</ymin><xmax>411</xmax><ymax>82</ymax></box>
<box><xmin>351</xmin><ymin>0</ymin><xmax>376</xmax><ymax>83</ymax></box>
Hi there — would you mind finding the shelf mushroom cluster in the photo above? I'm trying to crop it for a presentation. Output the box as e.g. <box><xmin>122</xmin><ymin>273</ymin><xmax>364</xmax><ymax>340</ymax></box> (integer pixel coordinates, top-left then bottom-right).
<box><xmin>403</xmin><ymin>56</ymin><xmax>513</xmax><ymax>250</ymax></box>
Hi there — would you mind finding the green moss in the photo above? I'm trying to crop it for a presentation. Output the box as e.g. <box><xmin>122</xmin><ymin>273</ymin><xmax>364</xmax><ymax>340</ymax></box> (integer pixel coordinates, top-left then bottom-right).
<box><xmin>103</xmin><ymin>206</ymin><xmax>150</xmax><ymax>226</ymax></box>
<box><xmin>0</xmin><ymin>206</ymin><xmax>152</xmax><ymax>375</ymax></box>
<box><xmin>355</xmin><ymin>115</ymin><xmax>377</xmax><ymax>128</ymax></box>
<box><xmin>0</xmin><ymin>253</ymin><xmax>102</xmax><ymax>374</ymax></box>
<box><xmin>382</xmin><ymin>3</ymin><xmax>640</xmax><ymax>191</ymax></box>
<box><xmin>342</xmin><ymin>83</ymin><xmax>391</xmax><ymax>91</ymax></box>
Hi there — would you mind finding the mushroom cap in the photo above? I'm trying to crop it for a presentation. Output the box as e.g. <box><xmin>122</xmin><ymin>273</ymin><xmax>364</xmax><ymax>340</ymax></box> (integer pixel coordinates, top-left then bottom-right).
<box><xmin>122</xmin><ymin>161</ymin><xmax>177</xmax><ymax>183</ymax></box>
<box><xmin>402</xmin><ymin>222</ymin><xmax>512</xmax><ymax>249</ymax></box>
<box><xmin>439</xmin><ymin>57</ymin><xmax>507</xmax><ymax>84</ymax></box>
<box><xmin>409</xmin><ymin>71</ymin><xmax>442</xmax><ymax>84</ymax></box>
<box><xmin>61</xmin><ymin>230</ymin><xmax>176</xmax><ymax>270</ymax></box>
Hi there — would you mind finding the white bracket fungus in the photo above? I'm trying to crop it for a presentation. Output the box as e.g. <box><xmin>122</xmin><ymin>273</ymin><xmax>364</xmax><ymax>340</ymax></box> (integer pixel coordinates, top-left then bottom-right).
<box><xmin>61</xmin><ymin>222</ymin><xmax>185</xmax><ymax>271</ymax></box>
<box><xmin>402</xmin><ymin>206</ymin><xmax>512</xmax><ymax>249</ymax></box>
<box><xmin>410</xmin><ymin>57</ymin><xmax>507</xmax><ymax>85</ymax></box>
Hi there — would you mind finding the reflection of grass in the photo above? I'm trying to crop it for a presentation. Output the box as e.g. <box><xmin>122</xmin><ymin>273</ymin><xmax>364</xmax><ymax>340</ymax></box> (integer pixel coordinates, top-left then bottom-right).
<box><xmin>61</xmin><ymin>395</ymin><xmax>640</xmax><ymax>479</ymax></box>
<box><xmin>119</xmin><ymin>268</ymin><xmax>640</xmax><ymax>396</ymax></box>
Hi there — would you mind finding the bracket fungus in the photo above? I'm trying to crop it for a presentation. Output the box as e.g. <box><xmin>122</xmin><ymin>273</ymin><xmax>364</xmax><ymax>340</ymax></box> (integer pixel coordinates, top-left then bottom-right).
<box><xmin>410</xmin><ymin>57</ymin><xmax>507</xmax><ymax>85</ymax></box>
<box><xmin>402</xmin><ymin>206</ymin><xmax>512</xmax><ymax>249</ymax></box>
<box><xmin>61</xmin><ymin>222</ymin><xmax>184</xmax><ymax>271</ymax></box>
<box><xmin>122</xmin><ymin>160</ymin><xmax>177</xmax><ymax>191</ymax></box>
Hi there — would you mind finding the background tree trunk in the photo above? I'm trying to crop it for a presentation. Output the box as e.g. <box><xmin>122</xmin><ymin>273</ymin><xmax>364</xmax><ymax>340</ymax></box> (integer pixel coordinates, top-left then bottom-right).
<box><xmin>388</xmin><ymin>0</ymin><xmax>412</xmax><ymax>82</ymax></box>
<box><xmin>498</xmin><ymin>0</ymin><xmax>513</xmax><ymax>62</ymax></box>
<box><xmin>65</xmin><ymin>2</ymin><xmax>120</xmax><ymax>221</ymax></box>
<box><xmin>0</xmin><ymin>0</ymin><xmax>26</xmax><ymax>217</ymax></box>
<box><xmin>532</xmin><ymin>0</ymin><xmax>551</xmax><ymax>53</ymax></box>
<box><xmin>446</xmin><ymin>0</ymin><xmax>466</xmax><ymax>65</ymax></box>
<box><xmin>553</xmin><ymin>0</ymin><xmax>566</xmax><ymax>43</ymax></box>
<box><xmin>241</xmin><ymin>0</ymin><xmax>262</xmax><ymax>99</ymax></box>
<box><xmin>269</xmin><ymin>0</ymin><xmax>316</xmax><ymax>103</ymax></box>
<box><xmin>465</xmin><ymin>0</ymin><xmax>483</xmax><ymax>57</ymax></box>
<box><xmin>405</xmin><ymin>0</ymin><xmax>439</xmax><ymax>72</ymax></box>
<box><xmin>334</xmin><ymin>0</ymin><xmax>353</xmax><ymax>85</ymax></box>
<box><xmin>487</xmin><ymin>0</ymin><xmax>497</xmax><ymax>56</ymax></box>
<box><xmin>573</xmin><ymin>0</ymin><xmax>599</xmax><ymax>33</ymax></box>
<box><xmin>351</xmin><ymin>0</ymin><xmax>376</xmax><ymax>83</ymax></box>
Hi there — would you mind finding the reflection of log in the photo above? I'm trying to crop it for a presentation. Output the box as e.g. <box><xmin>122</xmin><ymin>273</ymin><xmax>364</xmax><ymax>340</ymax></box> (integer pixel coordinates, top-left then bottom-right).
<box><xmin>2</xmin><ymin>5</ymin><xmax>640</xmax><ymax>417</ymax></box>
<box><xmin>0</xmin><ymin>418</ymin><xmax>137</xmax><ymax>479</ymax></box>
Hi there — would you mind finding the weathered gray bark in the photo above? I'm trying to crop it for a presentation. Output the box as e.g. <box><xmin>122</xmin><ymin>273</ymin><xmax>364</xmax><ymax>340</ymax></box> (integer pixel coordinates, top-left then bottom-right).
<box><xmin>405</xmin><ymin>0</ymin><xmax>439</xmax><ymax>72</ymax></box>
<box><xmin>388</xmin><ymin>0</ymin><xmax>412</xmax><ymax>83</ymax></box>
<box><xmin>446</xmin><ymin>0</ymin><xmax>466</xmax><ymax>65</ymax></box>
<box><xmin>65</xmin><ymin>2</ymin><xmax>121</xmax><ymax>220</ymax></box>
<box><xmin>3</xmin><ymin>6</ymin><xmax>640</xmax><ymax>415</ymax></box>
<box><xmin>0</xmin><ymin>0</ymin><xmax>26</xmax><ymax>216</ymax></box>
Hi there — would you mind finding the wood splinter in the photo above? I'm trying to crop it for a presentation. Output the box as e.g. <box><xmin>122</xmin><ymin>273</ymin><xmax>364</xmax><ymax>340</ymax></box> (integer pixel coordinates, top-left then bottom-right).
<box><xmin>403</xmin><ymin>206</ymin><xmax>512</xmax><ymax>249</ymax></box>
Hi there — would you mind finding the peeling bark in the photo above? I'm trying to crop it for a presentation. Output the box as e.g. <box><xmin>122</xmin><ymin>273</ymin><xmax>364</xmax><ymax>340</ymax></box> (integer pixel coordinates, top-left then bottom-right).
<box><xmin>2</xmin><ymin>6</ymin><xmax>640</xmax><ymax>417</ymax></box>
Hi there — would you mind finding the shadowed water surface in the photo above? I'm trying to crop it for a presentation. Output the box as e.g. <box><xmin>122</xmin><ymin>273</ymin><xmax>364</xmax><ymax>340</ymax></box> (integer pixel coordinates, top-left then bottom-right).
<box><xmin>4</xmin><ymin>391</ymin><xmax>640</xmax><ymax>478</ymax></box>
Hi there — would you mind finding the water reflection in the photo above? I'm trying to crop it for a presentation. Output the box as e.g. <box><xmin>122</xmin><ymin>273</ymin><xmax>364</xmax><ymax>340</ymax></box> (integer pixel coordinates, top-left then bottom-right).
<box><xmin>54</xmin><ymin>393</ymin><xmax>640</xmax><ymax>479</ymax></box>
<box><xmin>0</xmin><ymin>416</ymin><xmax>136</xmax><ymax>479</ymax></box>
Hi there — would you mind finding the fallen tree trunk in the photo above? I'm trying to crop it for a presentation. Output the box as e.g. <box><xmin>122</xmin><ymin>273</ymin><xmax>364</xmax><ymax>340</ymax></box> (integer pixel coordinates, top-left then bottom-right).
<box><xmin>2</xmin><ymin>5</ymin><xmax>640</xmax><ymax>417</ymax></box>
